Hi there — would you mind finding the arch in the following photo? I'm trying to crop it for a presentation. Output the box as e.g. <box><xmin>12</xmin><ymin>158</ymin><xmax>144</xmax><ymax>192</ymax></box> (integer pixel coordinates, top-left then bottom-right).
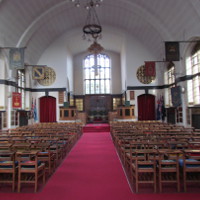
<box><xmin>39</xmin><ymin>96</ymin><xmax>56</xmax><ymax>123</ymax></box>
<box><xmin>137</xmin><ymin>94</ymin><xmax>155</xmax><ymax>120</ymax></box>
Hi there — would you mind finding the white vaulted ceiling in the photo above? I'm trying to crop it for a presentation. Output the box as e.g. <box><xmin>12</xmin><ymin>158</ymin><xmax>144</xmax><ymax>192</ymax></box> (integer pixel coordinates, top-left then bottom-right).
<box><xmin>0</xmin><ymin>0</ymin><xmax>200</xmax><ymax>64</ymax></box>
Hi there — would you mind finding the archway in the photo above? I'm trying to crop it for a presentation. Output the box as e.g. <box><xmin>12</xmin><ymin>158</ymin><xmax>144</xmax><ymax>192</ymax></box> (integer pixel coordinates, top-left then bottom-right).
<box><xmin>138</xmin><ymin>94</ymin><xmax>155</xmax><ymax>120</ymax></box>
<box><xmin>39</xmin><ymin>96</ymin><xmax>56</xmax><ymax>122</ymax></box>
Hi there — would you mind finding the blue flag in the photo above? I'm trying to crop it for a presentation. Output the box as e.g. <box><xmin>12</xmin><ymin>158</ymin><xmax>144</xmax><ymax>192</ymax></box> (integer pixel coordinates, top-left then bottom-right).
<box><xmin>34</xmin><ymin>99</ymin><xmax>38</xmax><ymax>121</ymax></box>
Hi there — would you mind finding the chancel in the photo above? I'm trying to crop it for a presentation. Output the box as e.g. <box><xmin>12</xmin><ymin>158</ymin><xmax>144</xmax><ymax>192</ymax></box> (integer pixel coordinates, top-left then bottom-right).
<box><xmin>0</xmin><ymin>0</ymin><xmax>200</xmax><ymax>199</ymax></box>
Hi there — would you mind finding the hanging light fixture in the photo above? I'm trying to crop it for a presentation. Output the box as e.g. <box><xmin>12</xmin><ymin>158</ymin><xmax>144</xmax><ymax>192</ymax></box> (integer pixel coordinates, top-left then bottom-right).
<box><xmin>70</xmin><ymin>0</ymin><xmax>103</xmax><ymax>9</ymax></box>
<box><xmin>88</xmin><ymin>41</ymin><xmax>104</xmax><ymax>76</ymax></box>
<box><xmin>70</xmin><ymin>0</ymin><xmax>103</xmax><ymax>41</ymax></box>
<box><xmin>82</xmin><ymin>0</ymin><xmax>102</xmax><ymax>41</ymax></box>
<box><xmin>71</xmin><ymin>0</ymin><xmax>104</xmax><ymax>76</ymax></box>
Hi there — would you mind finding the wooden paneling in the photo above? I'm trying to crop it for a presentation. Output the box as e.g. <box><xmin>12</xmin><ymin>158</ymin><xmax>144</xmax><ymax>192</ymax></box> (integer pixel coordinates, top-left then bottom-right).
<box><xmin>84</xmin><ymin>95</ymin><xmax>112</xmax><ymax>123</ymax></box>
<box><xmin>85</xmin><ymin>95</ymin><xmax>112</xmax><ymax>113</ymax></box>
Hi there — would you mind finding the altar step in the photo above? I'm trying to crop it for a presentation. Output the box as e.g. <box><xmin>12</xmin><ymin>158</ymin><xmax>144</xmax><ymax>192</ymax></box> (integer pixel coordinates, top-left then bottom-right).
<box><xmin>82</xmin><ymin>124</ymin><xmax>110</xmax><ymax>133</ymax></box>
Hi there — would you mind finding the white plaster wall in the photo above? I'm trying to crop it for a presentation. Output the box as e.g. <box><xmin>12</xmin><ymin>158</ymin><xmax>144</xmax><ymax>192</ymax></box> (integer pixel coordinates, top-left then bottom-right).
<box><xmin>66</xmin><ymin>53</ymin><xmax>73</xmax><ymax>92</ymax></box>
<box><xmin>124</xmin><ymin>34</ymin><xmax>162</xmax><ymax>87</ymax></box>
<box><xmin>36</xmin><ymin>38</ymin><xmax>71</xmax><ymax>89</ymax></box>
<box><xmin>109</xmin><ymin>51</ymin><xmax>121</xmax><ymax>94</ymax></box>
<box><xmin>121</xmin><ymin>40</ymin><xmax>127</xmax><ymax>92</ymax></box>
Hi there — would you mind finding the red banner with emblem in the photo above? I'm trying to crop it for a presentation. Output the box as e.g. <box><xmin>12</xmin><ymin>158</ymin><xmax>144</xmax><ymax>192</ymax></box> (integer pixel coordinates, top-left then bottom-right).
<box><xmin>12</xmin><ymin>92</ymin><xmax>21</xmax><ymax>109</ymax></box>
<box><xmin>145</xmin><ymin>61</ymin><xmax>156</xmax><ymax>77</ymax></box>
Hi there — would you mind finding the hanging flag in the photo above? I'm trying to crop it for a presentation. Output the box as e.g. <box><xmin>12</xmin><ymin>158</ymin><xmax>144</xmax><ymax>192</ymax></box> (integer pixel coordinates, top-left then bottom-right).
<box><xmin>32</xmin><ymin>66</ymin><xmax>45</xmax><ymax>80</ymax></box>
<box><xmin>34</xmin><ymin>99</ymin><xmax>38</xmax><ymax>121</ymax></box>
<box><xmin>12</xmin><ymin>92</ymin><xmax>21</xmax><ymax>109</ymax></box>
<box><xmin>9</xmin><ymin>48</ymin><xmax>25</xmax><ymax>69</ymax></box>
<box><xmin>145</xmin><ymin>61</ymin><xmax>156</xmax><ymax>76</ymax></box>
<box><xmin>156</xmin><ymin>97</ymin><xmax>161</xmax><ymax>120</ymax></box>
<box><xmin>160</xmin><ymin>95</ymin><xmax>166</xmax><ymax>121</ymax></box>
<box><xmin>171</xmin><ymin>86</ymin><xmax>182</xmax><ymax>107</ymax></box>
<box><xmin>165</xmin><ymin>42</ymin><xmax>180</xmax><ymax>61</ymax></box>
<box><xmin>31</xmin><ymin>98</ymin><xmax>34</xmax><ymax>119</ymax></box>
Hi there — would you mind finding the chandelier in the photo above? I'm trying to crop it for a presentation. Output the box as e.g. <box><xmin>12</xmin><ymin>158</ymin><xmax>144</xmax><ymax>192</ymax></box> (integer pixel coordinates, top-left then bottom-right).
<box><xmin>71</xmin><ymin>0</ymin><xmax>103</xmax><ymax>41</ymax></box>
<box><xmin>88</xmin><ymin>41</ymin><xmax>104</xmax><ymax>76</ymax></box>
<box><xmin>70</xmin><ymin>0</ymin><xmax>103</xmax><ymax>9</ymax></box>
<box><xmin>83</xmin><ymin>1</ymin><xmax>102</xmax><ymax>42</ymax></box>
<box><xmin>88</xmin><ymin>41</ymin><xmax>104</xmax><ymax>54</ymax></box>
<box><xmin>71</xmin><ymin>0</ymin><xmax>104</xmax><ymax>75</ymax></box>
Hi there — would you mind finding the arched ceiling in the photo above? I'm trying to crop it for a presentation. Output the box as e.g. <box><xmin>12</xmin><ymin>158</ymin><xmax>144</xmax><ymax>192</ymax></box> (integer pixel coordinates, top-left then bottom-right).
<box><xmin>0</xmin><ymin>0</ymin><xmax>199</xmax><ymax>64</ymax></box>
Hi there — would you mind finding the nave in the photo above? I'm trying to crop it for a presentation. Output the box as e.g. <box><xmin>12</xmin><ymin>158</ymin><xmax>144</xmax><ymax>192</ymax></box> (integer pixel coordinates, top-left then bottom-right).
<box><xmin>1</xmin><ymin>123</ymin><xmax>200</xmax><ymax>200</ymax></box>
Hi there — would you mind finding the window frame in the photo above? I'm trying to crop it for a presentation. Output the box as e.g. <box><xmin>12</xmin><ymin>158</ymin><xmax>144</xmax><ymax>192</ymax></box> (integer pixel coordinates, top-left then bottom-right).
<box><xmin>186</xmin><ymin>45</ymin><xmax>200</xmax><ymax>105</ymax></box>
<box><xmin>17</xmin><ymin>69</ymin><xmax>25</xmax><ymax>109</ymax></box>
<box><xmin>83</xmin><ymin>54</ymin><xmax>111</xmax><ymax>95</ymax></box>
<box><xmin>165</xmin><ymin>62</ymin><xmax>176</xmax><ymax>107</ymax></box>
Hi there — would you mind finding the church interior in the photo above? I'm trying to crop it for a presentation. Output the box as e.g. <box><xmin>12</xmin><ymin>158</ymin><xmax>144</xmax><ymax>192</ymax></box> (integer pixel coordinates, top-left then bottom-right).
<box><xmin>0</xmin><ymin>0</ymin><xmax>200</xmax><ymax>199</ymax></box>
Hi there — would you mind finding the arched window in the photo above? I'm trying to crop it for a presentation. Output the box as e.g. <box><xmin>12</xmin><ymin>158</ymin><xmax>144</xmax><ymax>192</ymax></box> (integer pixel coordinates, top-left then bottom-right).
<box><xmin>83</xmin><ymin>54</ymin><xmax>111</xmax><ymax>94</ymax></box>
<box><xmin>186</xmin><ymin>43</ymin><xmax>200</xmax><ymax>105</ymax></box>
<box><xmin>165</xmin><ymin>62</ymin><xmax>175</xmax><ymax>106</ymax></box>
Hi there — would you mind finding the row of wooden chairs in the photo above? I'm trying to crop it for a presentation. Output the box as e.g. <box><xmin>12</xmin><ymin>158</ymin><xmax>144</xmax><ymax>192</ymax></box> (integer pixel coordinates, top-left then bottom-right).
<box><xmin>126</xmin><ymin>148</ymin><xmax>200</xmax><ymax>193</ymax></box>
<box><xmin>110</xmin><ymin>121</ymin><xmax>200</xmax><ymax>193</ymax></box>
<box><xmin>0</xmin><ymin>123</ymin><xmax>82</xmax><ymax>192</ymax></box>
<box><xmin>0</xmin><ymin>151</ymin><xmax>46</xmax><ymax>192</ymax></box>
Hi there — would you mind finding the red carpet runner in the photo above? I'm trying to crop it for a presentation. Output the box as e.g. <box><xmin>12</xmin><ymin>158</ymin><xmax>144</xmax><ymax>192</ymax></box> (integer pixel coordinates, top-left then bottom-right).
<box><xmin>1</xmin><ymin>125</ymin><xmax>200</xmax><ymax>200</ymax></box>
<box><xmin>82</xmin><ymin>123</ymin><xmax>110</xmax><ymax>132</ymax></box>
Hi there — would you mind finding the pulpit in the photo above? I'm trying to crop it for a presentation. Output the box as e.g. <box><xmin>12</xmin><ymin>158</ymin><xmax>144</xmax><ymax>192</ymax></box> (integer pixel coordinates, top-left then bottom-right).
<box><xmin>117</xmin><ymin>106</ymin><xmax>135</xmax><ymax>119</ymax></box>
<box><xmin>59</xmin><ymin>107</ymin><xmax>77</xmax><ymax>120</ymax></box>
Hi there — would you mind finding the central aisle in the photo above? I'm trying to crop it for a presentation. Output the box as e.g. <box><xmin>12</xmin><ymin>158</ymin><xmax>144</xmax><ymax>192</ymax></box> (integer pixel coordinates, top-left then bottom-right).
<box><xmin>38</xmin><ymin>131</ymin><xmax>133</xmax><ymax>200</ymax></box>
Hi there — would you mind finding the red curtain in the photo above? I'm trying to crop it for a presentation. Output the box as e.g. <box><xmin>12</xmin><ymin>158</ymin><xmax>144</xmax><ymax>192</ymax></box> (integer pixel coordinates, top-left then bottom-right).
<box><xmin>138</xmin><ymin>94</ymin><xmax>155</xmax><ymax>120</ymax></box>
<box><xmin>40</xmin><ymin>96</ymin><xmax>56</xmax><ymax>122</ymax></box>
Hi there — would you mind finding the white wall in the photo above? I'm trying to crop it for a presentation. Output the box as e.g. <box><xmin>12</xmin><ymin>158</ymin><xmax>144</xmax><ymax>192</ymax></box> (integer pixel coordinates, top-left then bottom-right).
<box><xmin>36</xmin><ymin>37</ymin><xmax>72</xmax><ymax>89</ymax></box>
<box><xmin>124</xmin><ymin>34</ymin><xmax>161</xmax><ymax>87</ymax></box>
<box><xmin>121</xmin><ymin>39</ymin><xmax>127</xmax><ymax>92</ymax></box>
<box><xmin>66</xmin><ymin>53</ymin><xmax>73</xmax><ymax>93</ymax></box>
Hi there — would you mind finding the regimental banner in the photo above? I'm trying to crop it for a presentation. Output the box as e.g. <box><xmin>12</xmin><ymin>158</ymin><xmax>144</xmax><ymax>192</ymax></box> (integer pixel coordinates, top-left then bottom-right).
<box><xmin>165</xmin><ymin>42</ymin><xmax>180</xmax><ymax>61</ymax></box>
<box><xmin>145</xmin><ymin>61</ymin><xmax>156</xmax><ymax>76</ymax></box>
<box><xmin>171</xmin><ymin>86</ymin><xmax>182</xmax><ymax>107</ymax></box>
<box><xmin>130</xmin><ymin>91</ymin><xmax>135</xmax><ymax>100</ymax></box>
<box><xmin>59</xmin><ymin>91</ymin><xmax>64</xmax><ymax>104</ymax></box>
<box><xmin>9</xmin><ymin>48</ymin><xmax>25</xmax><ymax>69</ymax></box>
<box><xmin>12</xmin><ymin>92</ymin><xmax>22</xmax><ymax>109</ymax></box>
<box><xmin>32</xmin><ymin>66</ymin><xmax>45</xmax><ymax>80</ymax></box>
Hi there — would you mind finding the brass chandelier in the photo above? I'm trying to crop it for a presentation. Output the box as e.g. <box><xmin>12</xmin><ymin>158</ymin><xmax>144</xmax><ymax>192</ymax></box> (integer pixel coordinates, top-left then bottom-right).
<box><xmin>71</xmin><ymin>0</ymin><xmax>104</xmax><ymax>75</ymax></box>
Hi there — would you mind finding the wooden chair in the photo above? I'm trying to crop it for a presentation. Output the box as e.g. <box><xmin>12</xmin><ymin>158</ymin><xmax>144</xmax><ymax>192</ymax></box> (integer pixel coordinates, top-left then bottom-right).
<box><xmin>0</xmin><ymin>143</ymin><xmax>13</xmax><ymax>151</ymax></box>
<box><xmin>37</xmin><ymin>151</ymin><xmax>56</xmax><ymax>175</ymax></box>
<box><xmin>181</xmin><ymin>149</ymin><xmax>200</xmax><ymax>192</ymax></box>
<box><xmin>12</xmin><ymin>143</ymin><xmax>31</xmax><ymax>152</ymax></box>
<box><xmin>130</xmin><ymin>149</ymin><xmax>157</xmax><ymax>193</ymax></box>
<box><xmin>49</xmin><ymin>143</ymin><xmax>62</xmax><ymax>166</ymax></box>
<box><xmin>158</xmin><ymin>149</ymin><xmax>181</xmax><ymax>192</ymax></box>
<box><xmin>124</xmin><ymin>141</ymin><xmax>145</xmax><ymax>172</ymax></box>
<box><xmin>0</xmin><ymin>151</ymin><xmax>17</xmax><ymax>191</ymax></box>
<box><xmin>17</xmin><ymin>151</ymin><xmax>45</xmax><ymax>192</ymax></box>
